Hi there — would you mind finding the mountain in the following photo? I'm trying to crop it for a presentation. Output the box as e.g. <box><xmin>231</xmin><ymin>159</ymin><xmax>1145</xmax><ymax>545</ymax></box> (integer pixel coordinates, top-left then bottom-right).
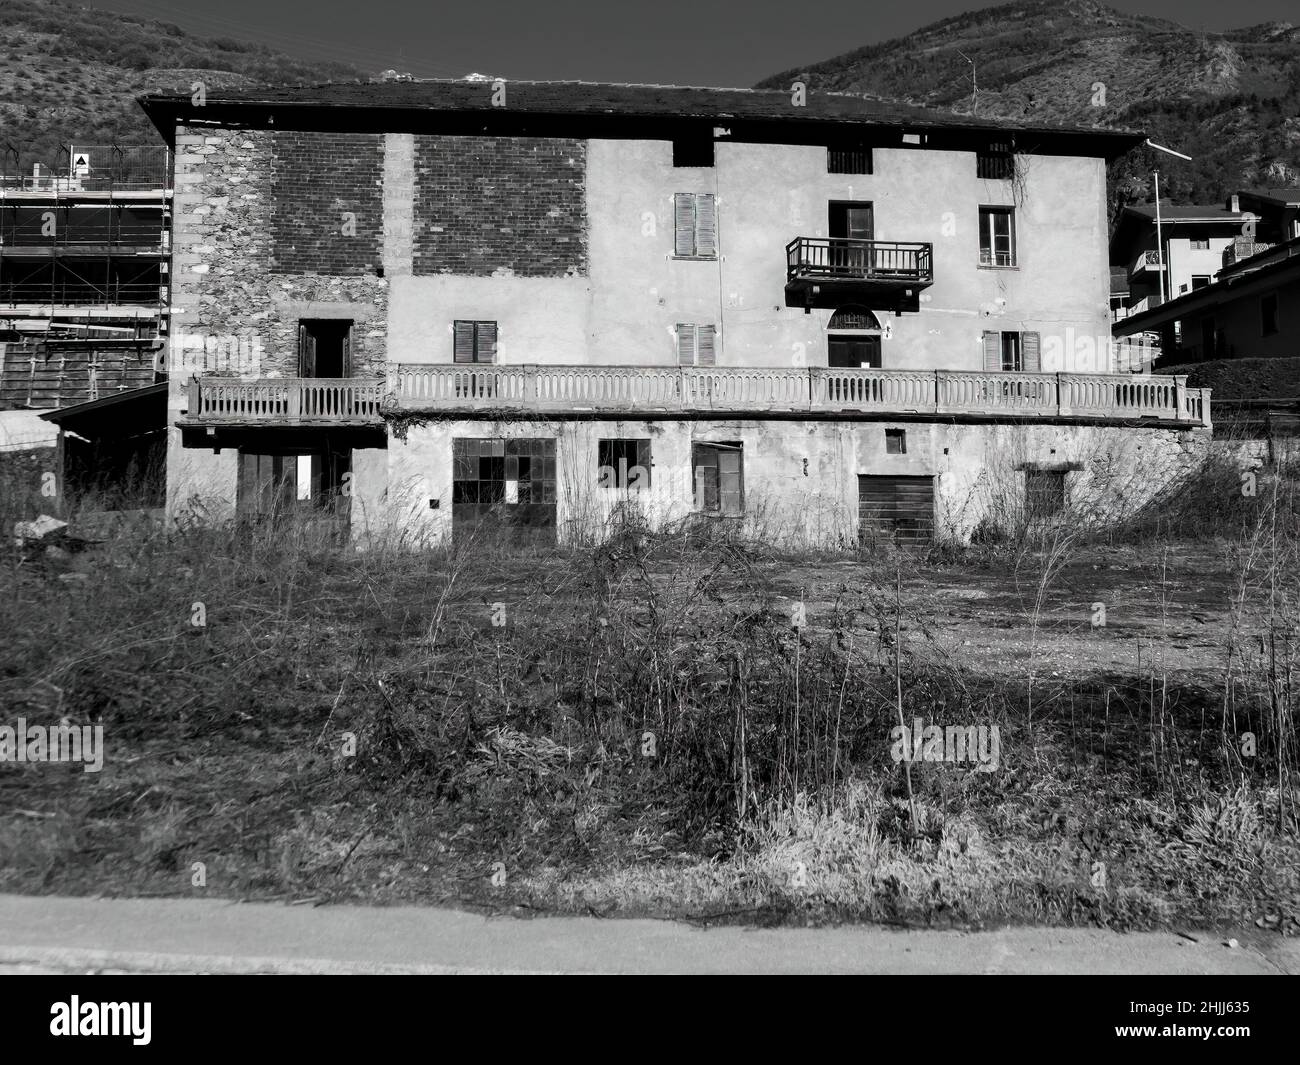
<box><xmin>0</xmin><ymin>0</ymin><xmax>364</xmax><ymax>172</ymax></box>
<box><xmin>757</xmin><ymin>0</ymin><xmax>1300</xmax><ymax>213</ymax></box>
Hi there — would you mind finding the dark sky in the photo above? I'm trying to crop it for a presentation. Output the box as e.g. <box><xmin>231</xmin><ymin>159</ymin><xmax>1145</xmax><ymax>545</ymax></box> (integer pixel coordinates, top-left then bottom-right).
<box><xmin>83</xmin><ymin>0</ymin><xmax>1298</xmax><ymax>85</ymax></box>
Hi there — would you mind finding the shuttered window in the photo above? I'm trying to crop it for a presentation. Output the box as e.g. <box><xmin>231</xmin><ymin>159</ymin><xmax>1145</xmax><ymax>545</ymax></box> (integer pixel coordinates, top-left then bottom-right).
<box><xmin>982</xmin><ymin>330</ymin><xmax>1040</xmax><ymax>372</ymax></box>
<box><xmin>859</xmin><ymin>475</ymin><xmax>934</xmax><ymax>545</ymax></box>
<box><xmin>673</xmin><ymin>193</ymin><xmax>717</xmax><ymax>258</ymax></box>
<box><xmin>828</xmin><ymin>146</ymin><xmax>873</xmax><ymax>174</ymax></box>
<box><xmin>453</xmin><ymin>320</ymin><xmax>498</xmax><ymax>364</ymax></box>
<box><xmin>676</xmin><ymin>323</ymin><xmax>717</xmax><ymax>366</ymax></box>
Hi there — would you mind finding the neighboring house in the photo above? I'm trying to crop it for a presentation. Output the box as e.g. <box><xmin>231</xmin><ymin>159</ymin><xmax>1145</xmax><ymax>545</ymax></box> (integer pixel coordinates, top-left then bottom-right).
<box><xmin>1110</xmin><ymin>198</ymin><xmax>1250</xmax><ymax>317</ymax></box>
<box><xmin>137</xmin><ymin>80</ymin><xmax>1212</xmax><ymax>547</ymax></box>
<box><xmin>1114</xmin><ymin>234</ymin><xmax>1300</xmax><ymax>365</ymax></box>
<box><xmin>1110</xmin><ymin>191</ymin><xmax>1300</xmax><ymax>320</ymax></box>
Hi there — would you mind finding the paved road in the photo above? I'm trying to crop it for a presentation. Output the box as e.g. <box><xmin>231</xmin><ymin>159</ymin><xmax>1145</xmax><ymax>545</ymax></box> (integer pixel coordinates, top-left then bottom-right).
<box><xmin>0</xmin><ymin>894</ymin><xmax>1294</xmax><ymax>974</ymax></box>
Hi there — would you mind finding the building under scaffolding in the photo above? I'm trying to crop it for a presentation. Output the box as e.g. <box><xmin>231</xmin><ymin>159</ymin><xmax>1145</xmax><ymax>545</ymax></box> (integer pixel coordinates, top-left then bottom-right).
<box><xmin>0</xmin><ymin>144</ymin><xmax>170</xmax><ymax>408</ymax></box>
<box><xmin>0</xmin><ymin>145</ymin><xmax>170</xmax><ymax>511</ymax></box>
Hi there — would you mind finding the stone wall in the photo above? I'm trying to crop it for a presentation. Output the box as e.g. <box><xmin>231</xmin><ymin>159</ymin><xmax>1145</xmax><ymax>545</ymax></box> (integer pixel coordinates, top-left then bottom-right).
<box><xmin>412</xmin><ymin>135</ymin><xmax>587</xmax><ymax>278</ymax></box>
<box><xmin>166</xmin><ymin>126</ymin><xmax>392</xmax><ymax>524</ymax></box>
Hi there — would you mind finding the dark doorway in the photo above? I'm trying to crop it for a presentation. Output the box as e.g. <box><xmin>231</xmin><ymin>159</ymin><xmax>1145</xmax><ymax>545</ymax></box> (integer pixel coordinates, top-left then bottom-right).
<box><xmin>828</xmin><ymin>201</ymin><xmax>874</xmax><ymax>274</ymax></box>
<box><xmin>298</xmin><ymin>320</ymin><xmax>353</xmax><ymax>378</ymax></box>
<box><xmin>828</xmin><ymin>335</ymin><xmax>882</xmax><ymax>368</ymax></box>
<box><xmin>236</xmin><ymin>446</ymin><xmax>353</xmax><ymax>538</ymax></box>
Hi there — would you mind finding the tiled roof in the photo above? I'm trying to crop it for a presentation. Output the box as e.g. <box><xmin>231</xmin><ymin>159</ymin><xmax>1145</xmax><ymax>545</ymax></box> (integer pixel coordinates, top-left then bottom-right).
<box><xmin>138</xmin><ymin>78</ymin><xmax>1142</xmax><ymax>143</ymax></box>
<box><xmin>1123</xmin><ymin>204</ymin><xmax>1241</xmax><ymax>223</ymax></box>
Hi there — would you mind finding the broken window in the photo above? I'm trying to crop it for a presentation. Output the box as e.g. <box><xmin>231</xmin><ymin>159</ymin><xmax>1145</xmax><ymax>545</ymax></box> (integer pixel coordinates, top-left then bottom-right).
<box><xmin>451</xmin><ymin>437</ymin><xmax>556</xmax><ymax>541</ymax></box>
<box><xmin>597</xmin><ymin>438</ymin><xmax>651</xmax><ymax>489</ymax></box>
<box><xmin>453</xmin><ymin>320</ymin><xmax>498</xmax><ymax>364</ymax></box>
<box><xmin>673</xmin><ymin>193</ymin><xmax>717</xmax><ymax>257</ymax></box>
<box><xmin>978</xmin><ymin>206</ymin><xmax>1016</xmax><ymax>266</ymax></box>
<box><xmin>692</xmin><ymin>441</ymin><xmax>743</xmax><ymax>516</ymax></box>
<box><xmin>885</xmin><ymin>428</ymin><xmax>906</xmax><ymax>454</ymax></box>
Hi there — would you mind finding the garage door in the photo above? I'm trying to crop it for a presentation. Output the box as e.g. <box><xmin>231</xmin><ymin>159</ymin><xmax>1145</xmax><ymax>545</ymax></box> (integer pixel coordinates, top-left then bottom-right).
<box><xmin>858</xmin><ymin>475</ymin><xmax>934</xmax><ymax>546</ymax></box>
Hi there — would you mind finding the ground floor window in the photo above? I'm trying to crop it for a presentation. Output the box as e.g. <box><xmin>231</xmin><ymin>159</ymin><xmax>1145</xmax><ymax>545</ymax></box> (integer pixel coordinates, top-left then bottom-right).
<box><xmin>1025</xmin><ymin>469</ymin><xmax>1067</xmax><ymax>528</ymax></box>
<box><xmin>598</xmin><ymin>438</ymin><xmax>651</xmax><ymax>489</ymax></box>
<box><xmin>692</xmin><ymin>441</ymin><xmax>743</xmax><ymax>516</ymax></box>
<box><xmin>452</xmin><ymin>437</ymin><xmax>556</xmax><ymax>541</ymax></box>
<box><xmin>858</xmin><ymin>474</ymin><xmax>934</xmax><ymax>546</ymax></box>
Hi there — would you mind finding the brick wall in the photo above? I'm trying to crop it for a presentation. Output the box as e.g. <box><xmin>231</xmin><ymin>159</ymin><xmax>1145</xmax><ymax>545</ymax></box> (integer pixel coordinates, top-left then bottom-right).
<box><xmin>413</xmin><ymin>135</ymin><xmax>587</xmax><ymax>277</ymax></box>
<box><xmin>271</xmin><ymin>132</ymin><xmax>383</xmax><ymax>275</ymax></box>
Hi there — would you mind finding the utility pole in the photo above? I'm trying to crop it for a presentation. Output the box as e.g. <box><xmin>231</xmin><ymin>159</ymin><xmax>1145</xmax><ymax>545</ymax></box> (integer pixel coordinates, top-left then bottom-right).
<box><xmin>1144</xmin><ymin>141</ymin><xmax>1192</xmax><ymax>307</ymax></box>
<box><xmin>956</xmin><ymin>51</ymin><xmax>977</xmax><ymax>115</ymax></box>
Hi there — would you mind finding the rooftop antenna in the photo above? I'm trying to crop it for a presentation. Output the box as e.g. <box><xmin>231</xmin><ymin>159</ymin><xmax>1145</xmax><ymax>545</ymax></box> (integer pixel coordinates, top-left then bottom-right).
<box><xmin>956</xmin><ymin>50</ymin><xmax>977</xmax><ymax>115</ymax></box>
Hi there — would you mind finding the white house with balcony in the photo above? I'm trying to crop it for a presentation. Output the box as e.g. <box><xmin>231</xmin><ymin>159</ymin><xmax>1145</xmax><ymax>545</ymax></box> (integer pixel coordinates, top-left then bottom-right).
<box><xmin>140</xmin><ymin>80</ymin><xmax>1211</xmax><ymax>547</ymax></box>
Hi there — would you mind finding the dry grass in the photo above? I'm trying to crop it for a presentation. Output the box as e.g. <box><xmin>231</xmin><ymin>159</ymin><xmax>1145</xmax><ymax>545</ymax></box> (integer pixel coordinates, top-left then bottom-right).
<box><xmin>0</xmin><ymin>457</ymin><xmax>1297</xmax><ymax>932</ymax></box>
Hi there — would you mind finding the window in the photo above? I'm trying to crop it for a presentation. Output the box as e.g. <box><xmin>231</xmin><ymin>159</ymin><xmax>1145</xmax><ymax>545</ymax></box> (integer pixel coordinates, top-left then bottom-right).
<box><xmin>1262</xmin><ymin>292</ymin><xmax>1279</xmax><ymax>336</ymax></box>
<box><xmin>676</xmin><ymin>323</ymin><xmax>717</xmax><ymax>366</ymax></box>
<box><xmin>828</xmin><ymin>146</ymin><xmax>873</xmax><ymax>174</ymax></box>
<box><xmin>982</xmin><ymin>330</ymin><xmax>1041</xmax><ymax>372</ymax></box>
<box><xmin>298</xmin><ymin>319</ymin><xmax>353</xmax><ymax>377</ymax></box>
<box><xmin>673</xmin><ymin>193</ymin><xmax>717</xmax><ymax>257</ymax></box>
<box><xmin>1191</xmin><ymin>275</ymin><xmax>1211</xmax><ymax>290</ymax></box>
<box><xmin>1190</xmin><ymin>238</ymin><xmax>1210</xmax><ymax>251</ymax></box>
<box><xmin>979</xmin><ymin>207</ymin><xmax>1016</xmax><ymax>266</ymax></box>
<box><xmin>977</xmin><ymin>143</ymin><xmax>1014</xmax><ymax>180</ymax></box>
<box><xmin>598</xmin><ymin>438</ymin><xmax>651</xmax><ymax>489</ymax></box>
<box><xmin>453</xmin><ymin>320</ymin><xmax>497</xmax><ymax>364</ymax></box>
<box><xmin>885</xmin><ymin>428</ymin><xmax>906</xmax><ymax>454</ymax></box>
<box><xmin>672</xmin><ymin>135</ymin><xmax>714</xmax><ymax>168</ymax></box>
<box><xmin>451</xmin><ymin>437</ymin><xmax>557</xmax><ymax>541</ymax></box>
<box><xmin>1201</xmin><ymin>317</ymin><xmax>1216</xmax><ymax>358</ymax></box>
<box><xmin>1025</xmin><ymin>469</ymin><xmax>1066</xmax><ymax>525</ymax></box>
<box><xmin>692</xmin><ymin>442</ymin><xmax>743</xmax><ymax>516</ymax></box>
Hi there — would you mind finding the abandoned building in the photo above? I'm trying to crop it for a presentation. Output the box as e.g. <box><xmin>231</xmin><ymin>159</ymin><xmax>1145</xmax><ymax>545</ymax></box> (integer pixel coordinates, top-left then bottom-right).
<box><xmin>136</xmin><ymin>80</ymin><xmax>1214</xmax><ymax>547</ymax></box>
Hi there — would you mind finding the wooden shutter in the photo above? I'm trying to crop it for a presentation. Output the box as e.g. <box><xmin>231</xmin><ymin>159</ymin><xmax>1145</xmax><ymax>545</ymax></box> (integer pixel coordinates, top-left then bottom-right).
<box><xmin>1022</xmin><ymin>331</ymin><xmax>1040</xmax><ymax>372</ymax></box>
<box><xmin>982</xmin><ymin>330</ymin><xmax>1001</xmax><ymax>372</ymax></box>
<box><xmin>697</xmin><ymin>324</ymin><xmax>717</xmax><ymax>366</ymax></box>
<box><xmin>696</xmin><ymin>194</ymin><xmax>717</xmax><ymax>258</ymax></box>
<box><xmin>298</xmin><ymin>324</ymin><xmax>316</xmax><ymax>377</ymax></box>
<box><xmin>478</xmin><ymin>321</ymin><xmax>498</xmax><ymax>364</ymax></box>
<box><xmin>341</xmin><ymin>326</ymin><xmax>352</xmax><ymax>378</ymax></box>
<box><xmin>674</xmin><ymin>193</ymin><xmax>695</xmax><ymax>256</ymax></box>
<box><xmin>453</xmin><ymin>321</ymin><xmax>475</xmax><ymax>364</ymax></box>
<box><xmin>676</xmin><ymin>323</ymin><xmax>696</xmax><ymax>366</ymax></box>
